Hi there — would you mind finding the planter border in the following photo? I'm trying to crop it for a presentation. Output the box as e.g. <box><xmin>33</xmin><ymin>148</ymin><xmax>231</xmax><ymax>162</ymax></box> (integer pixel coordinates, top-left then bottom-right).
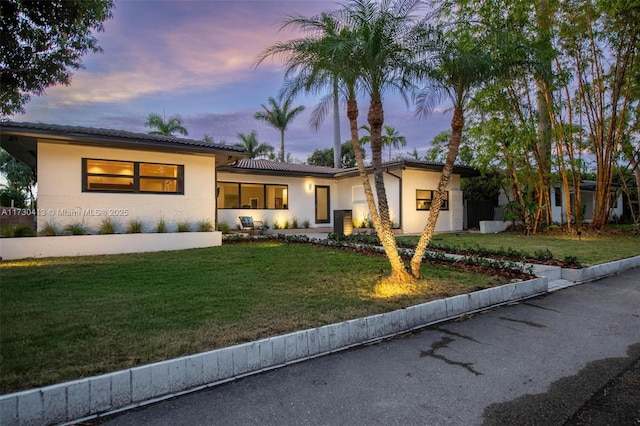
<box><xmin>0</xmin><ymin>232</ymin><xmax>222</xmax><ymax>260</ymax></box>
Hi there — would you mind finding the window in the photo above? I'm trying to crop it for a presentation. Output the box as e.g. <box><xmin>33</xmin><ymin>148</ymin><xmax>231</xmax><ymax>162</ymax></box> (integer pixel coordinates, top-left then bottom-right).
<box><xmin>416</xmin><ymin>190</ymin><xmax>448</xmax><ymax>211</ymax></box>
<box><xmin>83</xmin><ymin>159</ymin><xmax>183</xmax><ymax>194</ymax></box>
<box><xmin>554</xmin><ymin>188</ymin><xmax>562</xmax><ymax>207</ymax></box>
<box><xmin>217</xmin><ymin>182</ymin><xmax>288</xmax><ymax>209</ymax></box>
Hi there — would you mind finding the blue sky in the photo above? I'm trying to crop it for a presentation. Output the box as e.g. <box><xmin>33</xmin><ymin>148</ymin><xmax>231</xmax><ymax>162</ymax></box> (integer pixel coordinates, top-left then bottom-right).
<box><xmin>10</xmin><ymin>0</ymin><xmax>452</xmax><ymax>161</ymax></box>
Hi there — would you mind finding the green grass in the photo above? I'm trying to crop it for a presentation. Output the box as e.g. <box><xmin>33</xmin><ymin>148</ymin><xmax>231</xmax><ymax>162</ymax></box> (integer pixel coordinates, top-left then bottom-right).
<box><xmin>0</xmin><ymin>242</ymin><xmax>492</xmax><ymax>394</ymax></box>
<box><xmin>398</xmin><ymin>231</ymin><xmax>640</xmax><ymax>266</ymax></box>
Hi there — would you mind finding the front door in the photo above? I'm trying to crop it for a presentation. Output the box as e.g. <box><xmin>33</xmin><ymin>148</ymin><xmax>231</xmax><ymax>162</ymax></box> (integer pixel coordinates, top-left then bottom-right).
<box><xmin>315</xmin><ymin>186</ymin><xmax>330</xmax><ymax>224</ymax></box>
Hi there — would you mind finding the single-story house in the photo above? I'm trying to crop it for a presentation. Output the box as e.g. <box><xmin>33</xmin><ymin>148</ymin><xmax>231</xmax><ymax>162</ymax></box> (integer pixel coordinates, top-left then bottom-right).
<box><xmin>549</xmin><ymin>182</ymin><xmax>623</xmax><ymax>224</ymax></box>
<box><xmin>0</xmin><ymin>121</ymin><xmax>246</xmax><ymax>236</ymax></box>
<box><xmin>1</xmin><ymin>121</ymin><xmax>478</xmax><ymax>258</ymax></box>
<box><xmin>217</xmin><ymin>158</ymin><xmax>479</xmax><ymax>234</ymax></box>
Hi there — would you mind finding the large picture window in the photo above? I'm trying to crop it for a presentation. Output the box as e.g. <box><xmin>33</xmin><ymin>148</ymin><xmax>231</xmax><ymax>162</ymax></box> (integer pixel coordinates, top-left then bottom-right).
<box><xmin>416</xmin><ymin>190</ymin><xmax>449</xmax><ymax>211</ymax></box>
<box><xmin>83</xmin><ymin>159</ymin><xmax>183</xmax><ymax>194</ymax></box>
<box><xmin>218</xmin><ymin>182</ymin><xmax>288</xmax><ymax>209</ymax></box>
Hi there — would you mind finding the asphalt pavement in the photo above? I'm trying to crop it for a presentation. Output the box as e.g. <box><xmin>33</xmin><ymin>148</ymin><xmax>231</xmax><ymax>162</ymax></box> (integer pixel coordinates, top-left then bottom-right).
<box><xmin>98</xmin><ymin>269</ymin><xmax>640</xmax><ymax>426</ymax></box>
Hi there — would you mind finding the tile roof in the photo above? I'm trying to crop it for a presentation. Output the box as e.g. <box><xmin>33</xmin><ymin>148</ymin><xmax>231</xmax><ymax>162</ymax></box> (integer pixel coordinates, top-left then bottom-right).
<box><xmin>0</xmin><ymin>121</ymin><xmax>246</xmax><ymax>154</ymax></box>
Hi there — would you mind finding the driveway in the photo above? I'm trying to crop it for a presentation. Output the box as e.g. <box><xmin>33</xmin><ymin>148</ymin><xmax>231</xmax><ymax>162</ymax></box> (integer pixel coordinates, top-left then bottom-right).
<box><xmin>102</xmin><ymin>270</ymin><xmax>640</xmax><ymax>426</ymax></box>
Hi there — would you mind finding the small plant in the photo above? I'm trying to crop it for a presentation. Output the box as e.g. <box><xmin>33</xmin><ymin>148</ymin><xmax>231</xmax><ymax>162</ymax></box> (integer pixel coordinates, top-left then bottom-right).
<box><xmin>262</xmin><ymin>218</ymin><xmax>270</xmax><ymax>230</ymax></box>
<box><xmin>177</xmin><ymin>221</ymin><xmax>190</xmax><ymax>232</ymax></box>
<box><xmin>292</xmin><ymin>217</ymin><xmax>299</xmax><ymax>229</ymax></box>
<box><xmin>40</xmin><ymin>221</ymin><xmax>58</xmax><ymax>236</ymax></box>
<box><xmin>217</xmin><ymin>221</ymin><xmax>232</xmax><ymax>233</ymax></box>
<box><xmin>155</xmin><ymin>218</ymin><xmax>167</xmax><ymax>233</ymax></box>
<box><xmin>0</xmin><ymin>225</ymin><xmax>15</xmax><ymax>237</ymax></box>
<box><xmin>198</xmin><ymin>220</ymin><xmax>213</xmax><ymax>232</ymax></box>
<box><xmin>534</xmin><ymin>249</ymin><xmax>554</xmax><ymax>261</ymax></box>
<box><xmin>64</xmin><ymin>222</ymin><xmax>88</xmax><ymax>235</ymax></box>
<box><xmin>126</xmin><ymin>219</ymin><xmax>143</xmax><ymax>234</ymax></box>
<box><xmin>98</xmin><ymin>217</ymin><xmax>117</xmax><ymax>234</ymax></box>
<box><xmin>303</xmin><ymin>219</ymin><xmax>310</xmax><ymax>228</ymax></box>
<box><xmin>563</xmin><ymin>255</ymin><xmax>582</xmax><ymax>267</ymax></box>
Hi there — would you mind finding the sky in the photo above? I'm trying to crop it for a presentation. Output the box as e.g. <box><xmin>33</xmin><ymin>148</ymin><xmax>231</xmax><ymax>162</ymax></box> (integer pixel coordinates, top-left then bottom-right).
<box><xmin>10</xmin><ymin>0</ymin><xmax>452</xmax><ymax>162</ymax></box>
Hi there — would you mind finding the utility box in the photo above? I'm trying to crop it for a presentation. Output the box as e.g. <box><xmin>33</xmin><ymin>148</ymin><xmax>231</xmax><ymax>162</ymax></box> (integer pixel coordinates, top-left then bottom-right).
<box><xmin>333</xmin><ymin>210</ymin><xmax>353</xmax><ymax>236</ymax></box>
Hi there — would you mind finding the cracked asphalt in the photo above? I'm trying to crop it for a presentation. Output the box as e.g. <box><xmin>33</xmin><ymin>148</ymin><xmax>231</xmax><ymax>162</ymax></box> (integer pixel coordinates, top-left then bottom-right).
<box><xmin>99</xmin><ymin>269</ymin><xmax>639</xmax><ymax>426</ymax></box>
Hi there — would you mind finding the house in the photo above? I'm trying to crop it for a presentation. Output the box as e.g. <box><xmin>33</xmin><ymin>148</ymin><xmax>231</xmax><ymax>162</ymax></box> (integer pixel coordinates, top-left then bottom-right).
<box><xmin>217</xmin><ymin>158</ymin><xmax>479</xmax><ymax>234</ymax></box>
<box><xmin>0</xmin><ymin>121</ymin><xmax>478</xmax><ymax>260</ymax></box>
<box><xmin>549</xmin><ymin>182</ymin><xmax>624</xmax><ymax>224</ymax></box>
<box><xmin>0</xmin><ymin>121</ymin><xmax>246</xmax><ymax>238</ymax></box>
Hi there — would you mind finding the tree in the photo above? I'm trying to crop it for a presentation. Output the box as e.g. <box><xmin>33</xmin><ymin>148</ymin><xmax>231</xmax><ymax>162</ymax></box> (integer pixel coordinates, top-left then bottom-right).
<box><xmin>360</xmin><ymin>125</ymin><xmax>407</xmax><ymax>161</ymax></box>
<box><xmin>425</xmin><ymin>130</ymin><xmax>474</xmax><ymax>166</ymax></box>
<box><xmin>0</xmin><ymin>148</ymin><xmax>35</xmax><ymax>207</ymax></box>
<box><xmin>307</xmin><ymin>140</ymin><xmax>360</xmax><ymax>167</ymax></box>
<box><xmin>1</xmin><ymin>0</ymin><xmax>114</xmax><ymax>116</ymax></box>
<box><xmin>234</xmin><ymin>131</ymin><xmax>274</xmax><ymax>159</ymax></box>
<box><xmin>253</xmin><ymin>96</ymin><xmax>305</xmax><ymax>162</ymax></box>
<box><xmin>144</xmin><ymin>113</ymin><xmax>189</xmax><ymax>137</ymax></box>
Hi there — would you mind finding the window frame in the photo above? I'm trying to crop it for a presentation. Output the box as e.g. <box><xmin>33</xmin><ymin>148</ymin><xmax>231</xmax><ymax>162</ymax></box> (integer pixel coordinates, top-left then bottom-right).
<box><xmin>217</xmin><ymin>181</ymin><xmax>289</xmax><ymax>210</ymax></box>
<box><xmin>416</xmin><ymin>189</ymin><xmax>449</xmax><ymax>211</ymax></box>
<box><xmin>82</xmin><ymin>158</ymin><xmax>184</xmax><ymax>194</ymax></box>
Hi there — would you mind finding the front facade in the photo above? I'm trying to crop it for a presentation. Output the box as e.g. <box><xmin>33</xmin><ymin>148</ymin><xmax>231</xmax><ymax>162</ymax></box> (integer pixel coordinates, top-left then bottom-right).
<box><xmin>218</xmin><ymin>159</ymin><xmax>477</xmax><ymax>234</ymax></box>
<box><xmin>1</xmin><ymin>122</ymin><xmax>246</xmax><ymax>235</ymax></box>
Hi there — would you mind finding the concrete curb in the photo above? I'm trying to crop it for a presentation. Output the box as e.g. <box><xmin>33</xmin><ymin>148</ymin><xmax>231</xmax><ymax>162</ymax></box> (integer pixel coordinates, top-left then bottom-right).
<box><xmin>561</xmin><ymin>255</ymin><xmax>640</xmax><ymax>283</ymax></box>
<box><xmin>0</xmin><ymin>276</ymin><xmax>548</xmax><ymax>426</ymax></box>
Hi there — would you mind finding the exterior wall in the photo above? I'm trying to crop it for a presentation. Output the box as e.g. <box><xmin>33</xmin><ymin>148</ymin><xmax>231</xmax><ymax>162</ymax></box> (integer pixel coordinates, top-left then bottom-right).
<box><xmin>550</xmin><ymin>187</ymin><xmax>623</xmax><ymax>224</ymax></box>
<box><xmin>37</xmin><ymin>142</ymin><xmax>216</xmax><ymax>233</ymax></box>
<box><xmin>216</xmin><ymin>172</ymin><xmax>338</xmax><ymax>230</ymax></box>
<box><xmin>401</xmin><ymin>169</ymin><xmax>463</xmax><ymax>234</ymax></box>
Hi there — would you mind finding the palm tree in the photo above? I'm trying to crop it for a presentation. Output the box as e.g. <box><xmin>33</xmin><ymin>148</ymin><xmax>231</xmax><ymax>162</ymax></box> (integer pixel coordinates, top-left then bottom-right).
<box><xmin>360</xmin><ymin>124</ymin><xmax>407</xmax><ymax>161</ymax></box>
<box><xmin>253</xmin><ymin>97</ymin><xmax>305</xmax><ymax>162</ymax></box>
<box><xmin>409</xmin><ymin>24</ymin><xmax>511</xmax><ymax>277</ymax></box>
<box><xmin>234</xmin><ymin>131</ymin><xmax>274</xmax><ymax>159</ymax></box>
<box><xmin>144</xmin><ymin>113</ymin><xmax>188</xmax><ymax>137</ymax></box>
<box><xmin>257</xmin><ymin>0</ymin><xmax>425</xmax><ymax>282</ymax></box>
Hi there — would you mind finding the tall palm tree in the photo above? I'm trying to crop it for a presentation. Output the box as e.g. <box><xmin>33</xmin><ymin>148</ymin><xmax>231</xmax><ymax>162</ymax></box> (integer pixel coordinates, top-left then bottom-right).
<box><xmin>409</xmin><ymin>25</ymin><xmax>511</xmax><ymax>277</ymax></box>
<box><xmin>234</xmin><ymin>131</ymin><xmax>274</xmax><ymax>159</ymax></box>
<box><xmin>253</xmin><ymin>97</ymin><xmax>305</xmax><ymax>162</ymax></box>
<box><xmin>144</xmin><ymin>113</ymin><xmax>188</xmax><ymax>137</ymax></box>
<box><xmin>257</xmin><ymin>0</ymin><xmax>425</xmax><ymax>282</ymax></box>
<box><xmin>360</xmin><ymin>124</ymin><xmax>407</xmax><ymax>161</ymax></box>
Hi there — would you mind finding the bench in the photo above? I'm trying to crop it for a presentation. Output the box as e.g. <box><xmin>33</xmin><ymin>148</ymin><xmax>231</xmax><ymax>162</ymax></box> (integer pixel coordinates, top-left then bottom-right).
<box><xmin>239</xmin><ymin>216</ymin><xmax>264</xmax><ymax>235</ymax></box>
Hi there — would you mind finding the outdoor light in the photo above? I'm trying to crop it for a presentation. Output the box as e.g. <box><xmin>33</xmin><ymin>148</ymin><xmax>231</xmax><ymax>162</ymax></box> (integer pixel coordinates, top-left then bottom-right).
<box><xmin>307</xmin><ymin>183</ymin><xmax>312</xmax><ymax>191</ymax></box>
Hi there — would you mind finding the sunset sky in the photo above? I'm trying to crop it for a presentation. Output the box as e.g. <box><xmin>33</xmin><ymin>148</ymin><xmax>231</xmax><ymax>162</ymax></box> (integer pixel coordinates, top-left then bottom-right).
<box><xmin>10</xmin><ymin>0</ymin><xmax>452</xmax><ymax>161</ymax></box>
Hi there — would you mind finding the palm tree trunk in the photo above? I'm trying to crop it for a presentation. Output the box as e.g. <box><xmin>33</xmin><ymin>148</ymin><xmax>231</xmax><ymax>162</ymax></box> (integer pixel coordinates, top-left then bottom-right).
<box><xmin>410</xmin><ymin>106</ymin><xmax>464</xmax><ymax>277</ymax></box>
<box><xmin>332</xmin><ymin>78</ymin><xmax>342</xmax><ymax>168</ymax></box>
<box><xmin>280</xmin><ymin>130</ymin><xmax>285</xmax><ymax>162</ymax></box>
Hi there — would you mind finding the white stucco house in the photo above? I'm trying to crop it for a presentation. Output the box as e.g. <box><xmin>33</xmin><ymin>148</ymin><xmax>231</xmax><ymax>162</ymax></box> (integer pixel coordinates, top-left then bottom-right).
<box><xmin>549</xmin><ymin>183</ymin><xmax>623</xmax><ymax>224</ymax></box>
<box><xmin>217</xmin><ymin>158</ymin><xmax>479</xmax><ymax>234</ymax></box>
<box><xmin>0</xmin><ymin>121</ymin><xmax>478</xmax><ymax>259</ymax></box>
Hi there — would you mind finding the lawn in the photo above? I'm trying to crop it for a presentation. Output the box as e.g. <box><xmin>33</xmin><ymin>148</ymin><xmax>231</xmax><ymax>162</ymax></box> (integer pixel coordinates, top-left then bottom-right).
<box><xmin>399</xmin><ymin>231</ymin><xmax>640</xmax><ymax>265</ymax></box>
<box><xmin>0</xmin><ymin>241</ymin><xmax>492</xmax><ymax>394</ymax></box>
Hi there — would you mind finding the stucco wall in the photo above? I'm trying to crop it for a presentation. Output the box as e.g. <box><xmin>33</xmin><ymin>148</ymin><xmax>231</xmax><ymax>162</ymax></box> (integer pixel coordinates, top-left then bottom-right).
<box><xmin>216</xmin><ymin>172</ymin><xmax>337</xmax><ymax>230</ymax></box>
<box><xmin>37</xmin><ymin>142</ymin><xmax>216</xmax><ymax>233</ymax></box>
<box><xmin>401</xmin><ymin>169</ymin><xmax>463</xmax><ymax>234</ymax></box>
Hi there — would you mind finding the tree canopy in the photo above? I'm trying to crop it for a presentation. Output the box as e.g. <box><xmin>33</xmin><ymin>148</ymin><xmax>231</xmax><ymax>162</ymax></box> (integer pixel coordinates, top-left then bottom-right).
<box><xmin>0</xmin><ymin>0</ymin><xmax>114</xmax><ymax>116</ymax></box>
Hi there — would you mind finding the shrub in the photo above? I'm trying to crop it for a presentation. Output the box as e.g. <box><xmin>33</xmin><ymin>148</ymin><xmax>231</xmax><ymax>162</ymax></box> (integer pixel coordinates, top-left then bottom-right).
<box><xmin>177</xmin><ymin>221</ymin><xmax>190</xmax><ymax>232</ymax></box>
<box><xmin>198</xmin><ymin>220</ymin><xmax>213</xmax><ymax>232</ymax></box>
<box><xmin>0</xmin><ymin>226</ymin><xmax>15</xmax><ymax>237</ymax></box>
<box><xmin>303</xmin><ymin>219</ymin><xmax>310</xmax><ymax>228</ymax></box>
<box><xmin>40</xmin><ymin>221</ymin><xmax>58</xmax><ymax>236</ymax></box>
<box><xmin>534</xmin><ymin>249</ymin><xmax>554</xmax><ymax>261</ymax></box>
<box><xmin>217</xmin><ymin>221</ymin><xmax>232</xmax><ymax>233</ymax></box>
<box><xmin>126</xmin><ymin>219</ymin><xmax>143</xmax><ymax>234</ymax></box>
<box><xmin>64</xmin><ymin>222</ymin><xmax>88</xmax><ymax>235</ymax></box>
<box><xmin>291</xmin><ymin>217</ymin><xmax>299</xmax><ymax>228</ymax></box>
<box><xmin>155</xmin><ymin>218</ymin><xmax>167</xmax><ymax>233</ymax></box>
<box><xmin>98</xmin><ymin>217</ymin><xmax>117</xmax><ymax>234</ymax></box>
<box><xmin>14</xmin><ymin>225</ymin><xmax>36</xmax><ymax>237</ymax></box>
<box><xmin>564</xmin><ymin>255</ymin><xmax>582</xmax><ymax>267</ymax></box>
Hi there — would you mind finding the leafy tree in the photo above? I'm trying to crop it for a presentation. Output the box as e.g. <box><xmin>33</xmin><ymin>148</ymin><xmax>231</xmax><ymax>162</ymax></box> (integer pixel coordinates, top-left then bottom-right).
<box><xmin>0</xmin><ymin>148</ymin><xmax>35</xmax><ymax>207</ymax></box>
<box><xmin>144</xmin><ymin>113</ymin><xmax>188</xmax><ymax>137</ymax></box>
<box><xmin>425</xmin><ymin>130</ymin><xmax>474</xmax><ymax>166</ymax></box>
<box><xmin>234</xmin><ymin>131</ymin><xmax>274</xmax><ymax>159</ymax></box>
<box><xmin>360</xmin><ymin>125</ymin><xmax>407</xmax><ymax>162</ymax></box>
<box><xmin>307</xmin><ymin>140</ymin><xmax>360</xmax><ymax>168</ymax></box>
<box><xmin>1</xmin><ymin>0</ymin><xmax>114</xmax><ymax>115</ymax></box>
<box><xmin>254</xmin><ymin>96</ymin><xmax>305</xmax><ymax>162</ymax></box>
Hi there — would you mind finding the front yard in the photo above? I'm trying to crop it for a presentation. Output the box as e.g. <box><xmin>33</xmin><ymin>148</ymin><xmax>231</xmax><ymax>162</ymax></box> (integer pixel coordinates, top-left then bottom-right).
<box><xmin>2</xmin><ymin>231</ymin><xmax>637</xmax><ymax>395</ymax></box>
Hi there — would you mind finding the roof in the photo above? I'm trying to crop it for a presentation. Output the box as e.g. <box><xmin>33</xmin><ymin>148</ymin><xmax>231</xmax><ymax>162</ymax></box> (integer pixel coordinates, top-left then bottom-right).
<box><xmin>0</xmin><ymin>121</ymin><xmax>247</xmax><ymax>171</ymax></box>
<box><xmin>219</xmin><ymin>158</ymin><xmax>480</xmax><ymax>178</ymax></box>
